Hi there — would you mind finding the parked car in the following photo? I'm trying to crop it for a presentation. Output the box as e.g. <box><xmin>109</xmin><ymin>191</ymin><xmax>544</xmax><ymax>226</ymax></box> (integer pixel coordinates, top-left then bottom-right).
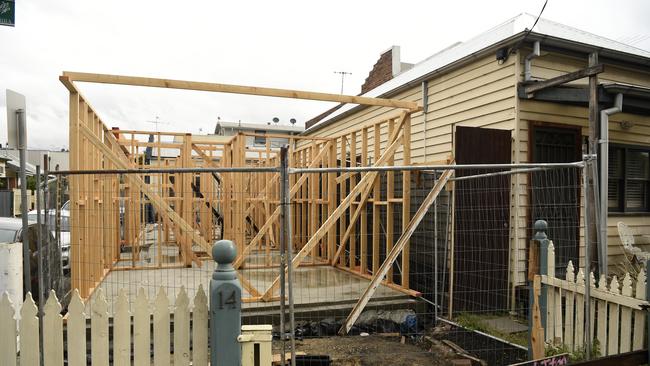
<box><xmin>0</xmin><ymin>217</ymin><xmax>67</xmax><ymax>302</ymax></box>
<box><xmin>28</xmin><ymin>204</ymin><xmax>70</xmax><ymax>274</ymax></box>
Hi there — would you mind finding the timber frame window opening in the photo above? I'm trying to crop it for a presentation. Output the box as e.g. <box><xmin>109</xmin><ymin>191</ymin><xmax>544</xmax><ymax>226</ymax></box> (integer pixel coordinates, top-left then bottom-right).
<box><xmin>608</xmin><ymin>144</ymin><xmax>650</xmax><ymax>213</ymax></box>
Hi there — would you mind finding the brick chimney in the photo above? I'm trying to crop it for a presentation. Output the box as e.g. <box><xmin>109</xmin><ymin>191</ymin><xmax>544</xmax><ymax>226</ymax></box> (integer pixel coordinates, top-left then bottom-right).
<box><xmin>361</xmin><ymin>46</ymin><xmax>412</xmax><ymax>94</ymax></box>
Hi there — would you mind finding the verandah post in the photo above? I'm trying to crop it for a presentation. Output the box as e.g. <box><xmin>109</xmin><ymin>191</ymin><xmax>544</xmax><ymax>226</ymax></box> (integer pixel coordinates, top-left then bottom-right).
<box><xmin>210</xmin><ymin>240</ymin><xmax>242</xmax><ymax>365</ymax></box>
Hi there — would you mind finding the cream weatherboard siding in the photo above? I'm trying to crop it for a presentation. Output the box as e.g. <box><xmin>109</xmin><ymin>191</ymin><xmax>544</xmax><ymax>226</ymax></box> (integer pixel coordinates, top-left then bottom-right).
<box><xmin>304</xmin><ymin>47</ymin><xmax>650</xmax><ymax>288</ymax></box>
<box><xmin>517</xmin><ymin>49</ymin><xmax>650</xmax><ymax>279</ymax></box>
<box><xmin>304</xmin><ymin>53</ymin><xmax>518</xmax><ymax>165</ymax></box>
<box><xmin>304</xmin><ymin>53</ymin><xmax>521</xmax><ymax>288</ymax></box>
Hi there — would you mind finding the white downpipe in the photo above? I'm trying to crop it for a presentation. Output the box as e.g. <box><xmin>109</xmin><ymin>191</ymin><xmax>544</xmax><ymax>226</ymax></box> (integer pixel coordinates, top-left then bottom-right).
<box><xmin>524</xmin><ymin>41</ymin><xmax>541</xmax><ymax>81</ymax></box>
<box><xmin>599</xmin><ymin>93</ymin><xmax>623</xmax><ymax>277</ymax></box>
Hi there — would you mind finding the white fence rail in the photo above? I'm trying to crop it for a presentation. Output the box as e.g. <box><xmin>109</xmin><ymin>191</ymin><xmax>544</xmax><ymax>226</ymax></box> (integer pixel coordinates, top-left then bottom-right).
<box><xmin>540</xmin><ymin>242</ymin><xmax>648</xmax><ymax>356</ymax></box>
<box><xmin>0</xmin><ymin>286</ymin><xmax>272</xmax><ymax>366</ymax></box>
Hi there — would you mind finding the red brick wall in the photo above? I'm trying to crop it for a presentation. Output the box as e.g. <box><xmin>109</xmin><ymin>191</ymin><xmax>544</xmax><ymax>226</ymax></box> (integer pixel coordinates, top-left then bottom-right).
<box><xmin>361</xmin><ymin>48</ymin><xmax>394</xmax><ymax>94</ymax></box>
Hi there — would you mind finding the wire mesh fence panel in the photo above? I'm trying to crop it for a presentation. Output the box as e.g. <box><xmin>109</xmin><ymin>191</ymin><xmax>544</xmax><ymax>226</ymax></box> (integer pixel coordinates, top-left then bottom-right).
<box><xmin>44</xmin><ymin>158</ymin><xmax>592</xmax><ymax>364</ymax></box>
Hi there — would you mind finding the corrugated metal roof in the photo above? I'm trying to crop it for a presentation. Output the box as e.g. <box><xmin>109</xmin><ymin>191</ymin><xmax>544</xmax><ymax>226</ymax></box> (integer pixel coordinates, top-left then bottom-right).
<box><xmin>306</xmin><ymin>13</ymin><xmax>650</xmax><ymax>133</ymax></box>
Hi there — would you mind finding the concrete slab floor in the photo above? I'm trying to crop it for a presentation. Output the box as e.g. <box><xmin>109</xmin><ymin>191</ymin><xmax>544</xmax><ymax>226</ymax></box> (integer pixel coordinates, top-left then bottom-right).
<box><xmin>86</xmin><ymin>259</ymin><xmax>410</xmax><ymax>315</ymax></box>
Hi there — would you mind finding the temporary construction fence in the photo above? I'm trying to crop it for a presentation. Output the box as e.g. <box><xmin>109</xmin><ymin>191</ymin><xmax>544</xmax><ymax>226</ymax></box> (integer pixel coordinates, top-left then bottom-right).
<box><xmin>35</xmin><ymin>157</ymin><xmax>600</xmax><ymax>364</ymax></box>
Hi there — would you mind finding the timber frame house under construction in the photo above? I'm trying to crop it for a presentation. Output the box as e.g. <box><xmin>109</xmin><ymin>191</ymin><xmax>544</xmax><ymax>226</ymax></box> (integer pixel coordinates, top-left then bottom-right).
<box><xmin>60</xmin><ymin>71</ymin><xmax>432</xmax><ymax>307</ymax></box>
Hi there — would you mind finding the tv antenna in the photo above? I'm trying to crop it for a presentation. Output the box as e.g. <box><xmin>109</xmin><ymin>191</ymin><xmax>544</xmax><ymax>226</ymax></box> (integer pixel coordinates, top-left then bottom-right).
<box><xmin>334</xmin><ymin>71</ymin><xmax>352</xmax><ymax>94</ymax></box>
<box><xmin>145</xmin><ymin>116</ymin><xmax>170</xmax><ymax>132</ymax></box>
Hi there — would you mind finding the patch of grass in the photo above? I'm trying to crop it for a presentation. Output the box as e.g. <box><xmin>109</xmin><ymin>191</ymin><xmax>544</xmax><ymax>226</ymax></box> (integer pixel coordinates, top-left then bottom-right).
<box><xmin>545</xmin><ymin>340</ymin><xmax>600</xmax><ymax>362</ymax></box>
<box><xmin>454</xmin><ymin>313</ymin><xmax>529</xmax><ymax>347</ymax></box>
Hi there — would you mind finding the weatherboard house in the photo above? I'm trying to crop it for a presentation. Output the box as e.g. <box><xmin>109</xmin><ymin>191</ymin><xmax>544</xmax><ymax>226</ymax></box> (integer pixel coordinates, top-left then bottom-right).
<box><xmin>303</xmin><ymin>14</ymin><xmax>650</xmax><ymax>309</ymax></box>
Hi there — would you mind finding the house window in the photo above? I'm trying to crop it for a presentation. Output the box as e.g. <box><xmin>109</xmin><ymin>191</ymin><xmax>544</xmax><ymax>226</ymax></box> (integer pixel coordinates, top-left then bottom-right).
<box><xmin>609</xmin><ymin>145</ymin><xmax>650</xmax><ymax>213</ymax></box>
<box><xmin>254</xmin><ymin>130</ymin><xmax>266</xmax><ymax>145</ymax></box>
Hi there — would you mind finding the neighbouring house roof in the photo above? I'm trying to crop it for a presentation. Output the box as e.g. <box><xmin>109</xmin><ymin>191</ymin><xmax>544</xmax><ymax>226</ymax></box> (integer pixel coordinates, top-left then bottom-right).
<box><xmin>216</xmin><ymin>120</ymin><xmax>304</xmax><ymax>134</ymax></box>
<box><xmin>0</xmin><ymin>150</ymin><xmax>36</xmax><ymax>176</ymax></box>
<box><xmin>305</xmin><ymin>13</ymin><xmax>650</xmax><ymax>134</ymax></box>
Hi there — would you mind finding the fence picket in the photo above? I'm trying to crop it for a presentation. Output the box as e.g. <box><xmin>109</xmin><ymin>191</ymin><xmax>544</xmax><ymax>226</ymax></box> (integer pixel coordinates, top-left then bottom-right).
<box><xmin>596</xmin><ymin>275</ymin><xmax>608</xmax><ymax>354</ymax></box>
<box><xmin>564</xmin><ymin>261</ymin><xmax>575</xmax><ymax>350</ymax></box>
<box><xmin>0</xmin><ymin>293</ymin><xmax>17</xmax><ymax>366</ymax></box>
<box><xmin>607</xmin><ymin>276</ymin><xmax>620</xmax><ymax>355</ymax></box>
<box><xmin>574</xmin><ymin>269</ymin><xmax>585</xmax><ymax>349</ymax></box>
<box><xmin>43</xmin><ymin>290</ymin><xmax>64</xmax><ymax>366</ymax></box>
<box><xmin>632</xmin><ymin>270</ymin><xmax>646</xmax><ymax>351</ymax></box>
<box><xmin>91</xmin><ymin>288</ymin><xmax>110</xmax><ymax>366</ymax></box>
<box><xmin>546</xmin><ymin>242</ymin><xmax>556</xmax><ymax>343</ymax></box>
<box><xmin>67</xmin><ymin>290</ymin><xmax>87</xmax><ymax>366</ymax></box>
<box><xmin>619</xmin><ymin>274</ymin><xmax>632</xmax><ymax>353</ymax></box>
<box><xmin>193</xmin><ymin>285</ymin><xmax>209</xmax><ymax>366</ymax></box>
<box><xmin>174</xmin><ymin>287</ymin><xmax>191</xmax><ymax>366</ymax></box>
<box><xmin>134</xmin><ymin>288</ymin><xmax>150</xmax><ymax>366</ymax></box>
<box><xmin>113</xmin><ymin>289</ymin><xmax>131</xmax><ymax>366</ymax></box>
<box><xmin>154</xmin><ymin>287</ymin><xmax>170</xmax><ymax>365</ymax></box>
<box><xmin>19</xmin><ymin>294</ymin><xmax>40</xmax><ymax>366</ymax></box>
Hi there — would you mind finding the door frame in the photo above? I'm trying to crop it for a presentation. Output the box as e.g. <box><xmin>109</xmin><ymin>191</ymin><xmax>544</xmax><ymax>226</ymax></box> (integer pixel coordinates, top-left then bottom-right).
<box><xmin>527</xmin><ymin>122</ymin><xmax>583</xmax><ymax>269</ymax></box>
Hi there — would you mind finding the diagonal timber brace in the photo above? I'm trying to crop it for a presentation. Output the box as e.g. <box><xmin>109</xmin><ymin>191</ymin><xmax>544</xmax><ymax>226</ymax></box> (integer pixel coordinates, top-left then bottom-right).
<box><xmin>78</xmin><ymin>123</ymin><xmax>208</xmax><ymax>265</ymax></box>
<box><xmin>339</xmin><ymin>167</ymin><xmax>454</xmax><ymax>334</ymax></box>
<box><xmin>233</xmin><ymin>141</ymin><xmax>332</xmax><ymax>269</ymax></box>
<box><xmin>261</xmin><ymin>121</ymin><xmax>408</xmax><ymax>301</ymax></box>
<box><xmin>331</xmin><ymin>112</ymin><xmax>408</xmax><ymax>264</ymax></box>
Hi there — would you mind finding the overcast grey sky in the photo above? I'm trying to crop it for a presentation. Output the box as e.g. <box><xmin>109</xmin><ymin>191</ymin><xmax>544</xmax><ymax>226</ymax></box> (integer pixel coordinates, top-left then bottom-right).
<box><xmin>1</xmin><ymin>0</ymin><xmax>649</xmax><ymax>150</ymax></box>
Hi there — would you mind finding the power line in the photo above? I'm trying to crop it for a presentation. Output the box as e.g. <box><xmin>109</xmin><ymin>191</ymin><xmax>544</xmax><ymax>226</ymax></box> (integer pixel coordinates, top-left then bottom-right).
<box><xmin>507</xmin><ymin>0</ymin><xmax>549</xmax><ymax>59</ymax></box>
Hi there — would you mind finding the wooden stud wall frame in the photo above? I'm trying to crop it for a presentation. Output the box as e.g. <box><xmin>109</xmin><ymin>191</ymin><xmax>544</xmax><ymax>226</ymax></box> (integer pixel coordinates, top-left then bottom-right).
<box><xmin>60</xmin><ymin>71</ymin><xmax>425</xmax><ymax>302</ymax></box>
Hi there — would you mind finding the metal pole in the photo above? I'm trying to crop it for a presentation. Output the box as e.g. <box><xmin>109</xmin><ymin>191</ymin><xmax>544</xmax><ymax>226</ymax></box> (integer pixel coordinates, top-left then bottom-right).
<box><xmin>433</xmin><ymin>170</ymin><xmax>438</xmax><ymax>325</ymax></box>
<box><xmin>36</xmin><ymin>165</ymin><xmax>45</xmax><ymax>366</ymax></box>
<box><xmin>583</xmin><ymin>157</ymin><xmax>592</xmax><ymax>360</ymax></box>
<box><xmin>43</xmin><ymin>157</ymin><xmax>50</xmax><ymax>292</ymax></box>
<box><xmin>284</xmin><ymin>148</ymin><xmax>296</xmax><ymax>366</ymax></box>
<box><xmin>36</xmin><ymin>166</ymin><xmax>44</xmax><ymax>306</ymax></box>
<box><xmin>17</xmin><ymin>109</ymin><xmax>31</xmax><ymax>295</ymax></box>
<box><xmin>279</xmin><ymin>147</ymin><xmax>287</xmax><ymax>365</ymax></box>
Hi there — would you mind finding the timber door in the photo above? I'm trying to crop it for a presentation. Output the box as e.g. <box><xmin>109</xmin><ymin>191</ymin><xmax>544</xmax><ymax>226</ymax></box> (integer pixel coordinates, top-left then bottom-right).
<box><xmin>453</xmin><ymin>126</ymin><xmax>511</xmax><ymax>313</ymax></box>
<box><xmin>530</xmin><ymin>125</ymin><xmax>581</xmax><ymax>276</ymax></box>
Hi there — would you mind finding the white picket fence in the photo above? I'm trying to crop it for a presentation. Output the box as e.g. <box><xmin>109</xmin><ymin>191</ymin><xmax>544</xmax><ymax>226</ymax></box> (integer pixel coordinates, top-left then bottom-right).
<box><xmin>0</xmin><ymin>286</ymin><xmax>272</xmax><ymax>366</ymax></box>
<box><xmin>540</xmin><ymin>242</ymin><xmax>648</xmax><ymax>356</ymax></box>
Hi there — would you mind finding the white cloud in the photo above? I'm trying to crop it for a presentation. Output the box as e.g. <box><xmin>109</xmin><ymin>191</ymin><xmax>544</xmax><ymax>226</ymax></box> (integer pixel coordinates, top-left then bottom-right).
<box><xmin>0</xmin><ymin>0</ymin><xmax>648</xmax><ymax>149</ymax></box>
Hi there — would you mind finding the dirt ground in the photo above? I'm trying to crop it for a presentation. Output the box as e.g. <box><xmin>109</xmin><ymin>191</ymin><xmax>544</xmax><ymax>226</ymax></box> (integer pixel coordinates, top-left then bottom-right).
<box><xmin>275</xmin><ymin>335</ymin><xmax>458</xmax><ymax>366</ymax></box>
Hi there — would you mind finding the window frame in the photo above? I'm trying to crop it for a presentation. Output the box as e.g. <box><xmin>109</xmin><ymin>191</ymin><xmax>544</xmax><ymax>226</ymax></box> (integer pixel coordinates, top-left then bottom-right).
<box><xmin>608</xmin><ymin>143</ymin><xmax>650</xmax><ymax>214</ymax></box>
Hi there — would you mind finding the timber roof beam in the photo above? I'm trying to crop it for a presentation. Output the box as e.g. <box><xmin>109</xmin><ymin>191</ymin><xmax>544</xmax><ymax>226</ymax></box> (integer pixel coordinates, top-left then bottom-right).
<box><xmin>61</xmin><ymin>72</ymin><xmax>421</xmax><ymax>110</ymax></box>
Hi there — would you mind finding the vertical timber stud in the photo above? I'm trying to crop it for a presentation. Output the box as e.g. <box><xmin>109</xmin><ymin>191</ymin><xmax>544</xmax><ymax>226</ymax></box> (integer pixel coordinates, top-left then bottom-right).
<box><xmin>587</xmin><ymin>52</ymin><xmax>599</xmax><ymax>274</ymax></box>
<box><xmin>372</xmin><ymin>124</ymin><xmax>381</xmax><ymax>274</ymax></box>
<box><xmin>386</xmin><ymin>119</ymin><xmax>395</xmax><ymax>282</ymax></box>
<box><xmin>328</xmin><ymin>141</ymin><xmax>337</xmax><ymax>261</ymax></box>
<box><xmin>210</xmin><ymin>240</ymin><xmax>242</xmax><ymax>366</ymax></box>
<box><xmin>360</xmin><ymin>128</ymin><xmax>368</xmax><ymax>273</ymax></box>
<box><xmin>69</xmin><ymin>91</ymin><xmax>81</xmax><ymax>293</ymax></box>
<box><xmin>401</xmin><ymin>113</ymin><xmax>411</xmax><ymax>288</ymax></box>
<box><xmin>339</xmin><ymin>137</ymin><xmax>347</xmax><ymax>266</ymax></box>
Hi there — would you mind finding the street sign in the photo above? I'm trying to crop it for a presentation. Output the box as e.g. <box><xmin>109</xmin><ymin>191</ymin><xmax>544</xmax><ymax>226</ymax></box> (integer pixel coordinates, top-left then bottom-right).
<box><xmin>0</xmin><ymin>0</ymin><xmax>15</xmax><ymax>27</ymax></box>
<box><xmin>6</xmin><ymin>89</ymin><xmax>25</xmax><ymax>148</ymax></box>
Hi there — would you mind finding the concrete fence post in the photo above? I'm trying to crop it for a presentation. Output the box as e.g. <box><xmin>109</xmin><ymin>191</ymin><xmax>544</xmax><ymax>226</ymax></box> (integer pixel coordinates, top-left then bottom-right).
<box><xmin>210</xmin><ymin>239</ymin><xmax>242</xmax><ymax>366</ymax></box>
